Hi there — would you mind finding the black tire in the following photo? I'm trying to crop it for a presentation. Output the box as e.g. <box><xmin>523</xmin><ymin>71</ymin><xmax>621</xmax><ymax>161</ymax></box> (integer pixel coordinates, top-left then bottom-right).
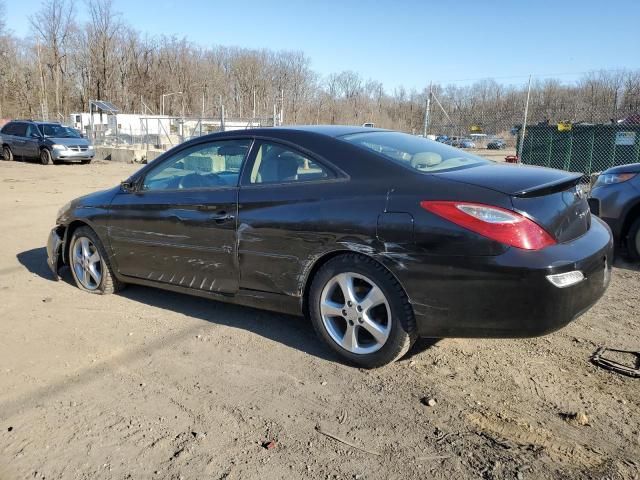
<box><xmin>308</xmin><ymin>253</ymin><xmax>417</xmax><ymax>368</ymax></box>
<box><xmin>68</xmin><ymin>226</ymin><xmax>124</xmax><ymax>294</ymax></box>
<box><xmin>40</xmin><ymin>148</ymin><xmax>53</xmax><ymax>165</ymax></box>
<box><xmin>2</xmin><ymin>145</ymin><xmax>13</xmax><ymax>161</ymax></box>
<box><xmin>626</xmin><ymin>217</ymin><xmax>640</xmax><ymax>261</ymax></box>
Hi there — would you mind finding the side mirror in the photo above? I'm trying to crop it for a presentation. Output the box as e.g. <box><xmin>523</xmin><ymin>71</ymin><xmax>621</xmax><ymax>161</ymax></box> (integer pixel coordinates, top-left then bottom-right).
<box><xmin>121</xmin><ymin>180</ymin><xmax>137</xmax><ymax>193</ymax></box>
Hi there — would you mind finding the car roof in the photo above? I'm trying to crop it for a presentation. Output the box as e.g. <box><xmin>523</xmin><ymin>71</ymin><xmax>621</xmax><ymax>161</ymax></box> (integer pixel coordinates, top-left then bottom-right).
<box><xmin>222</xmin><ymin>125</ymin><xmax>388</xmax><ymax>138</ymax></box>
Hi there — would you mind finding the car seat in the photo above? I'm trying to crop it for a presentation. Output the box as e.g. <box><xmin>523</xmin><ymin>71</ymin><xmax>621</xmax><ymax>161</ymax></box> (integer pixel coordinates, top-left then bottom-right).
<box><xmin>411</xmin><ymin>152</ymin><xmax>442</xmax><ymax>171</ymax></box>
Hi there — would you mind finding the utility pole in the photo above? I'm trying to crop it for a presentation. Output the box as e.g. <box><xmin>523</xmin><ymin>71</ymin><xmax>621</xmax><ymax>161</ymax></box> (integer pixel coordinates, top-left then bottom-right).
<box><xmin>280</xmin><ymin>88</ymin><xmax>284</xmax><ymax>125</ymax></box>
<box><xmin>517</xmin><ymin>75</ymin><xmax>532</xmax><ymax>163</ymax></box>
<box><xmin>423</xmin><ymin>83</ymin><xmax>432</xmax><ymax>137</ymax></box>
<box><xmin>36</xmin><ymin>40</ymin><xmax>48</xmax><ymax>121</ymax></box>
<box><xmin>252</xmin><ymin>89</ymin><xmax>256</xmax><ymax>122</ymax></box>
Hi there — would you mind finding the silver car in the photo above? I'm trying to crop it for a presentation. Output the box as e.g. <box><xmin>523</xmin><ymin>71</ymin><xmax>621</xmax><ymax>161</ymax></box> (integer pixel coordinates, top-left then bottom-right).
<box><xmin>1</xmin><ymin>121</ymin><xmax>95</xmax><ymax>165</ymax></box>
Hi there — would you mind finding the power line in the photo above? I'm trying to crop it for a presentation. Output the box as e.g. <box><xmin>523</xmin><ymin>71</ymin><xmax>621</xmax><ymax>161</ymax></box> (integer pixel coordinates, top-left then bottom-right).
<box><xmin>428</xmin><ymin>67</ymin><xmax>639</xmax><ymax>86</ymax></box>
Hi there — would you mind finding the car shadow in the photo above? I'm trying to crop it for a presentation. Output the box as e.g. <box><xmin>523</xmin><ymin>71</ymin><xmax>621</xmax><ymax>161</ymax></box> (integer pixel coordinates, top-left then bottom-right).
<box><xmin>403</xmin><ymin>338</ymin><xmax>440</xmax><ymax>361</ymax></box>
<box><xmin>16</xmin><ymin>247</ymin><xmax>438</xmax><ymax>366</ymax></box>
<box><xmin>16</xmin><ymin>247</ymin><xmax>58</xmax><ymax>281</ymax></box>
<box><xmin>613</xmin><ymin>257</ymin><xmax>640</xmax><ymax>272</ymax></box>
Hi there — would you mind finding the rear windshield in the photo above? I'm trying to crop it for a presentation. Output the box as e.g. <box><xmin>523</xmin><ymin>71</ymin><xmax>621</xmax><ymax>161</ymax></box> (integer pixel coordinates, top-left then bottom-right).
<box><xmin>340</xmin><ymin>131</ymin><xmax>490</xmax><ymax>172</ymax></box>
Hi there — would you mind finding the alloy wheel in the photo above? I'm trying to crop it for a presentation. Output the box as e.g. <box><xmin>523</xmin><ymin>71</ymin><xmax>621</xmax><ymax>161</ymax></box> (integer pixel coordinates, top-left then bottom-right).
<box><xmin>319</xmin><ymin>272</ymin><xmax>391</xmax><ymax>354</ymax></box>
<box><xmin>71</xmin><ymin>236</ymin><xmax>103</xmax><ymax>290</ymax></box>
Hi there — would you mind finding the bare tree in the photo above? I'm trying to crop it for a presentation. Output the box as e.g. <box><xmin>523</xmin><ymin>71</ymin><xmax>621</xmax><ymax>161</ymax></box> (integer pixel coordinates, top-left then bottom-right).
<box><xmin>1</xmin><ymin>3</ymin><xmax>639</xmax><ymax>134</ymax></box>
<box><xmin>86</xmin><ymin>0</ymin><xmax>120</xmax><ymax>102</ymax></box>
<box><xmin>29</xmin><ymin>0</ymin><xmax>76</xmax><ymax>117</ymax></box>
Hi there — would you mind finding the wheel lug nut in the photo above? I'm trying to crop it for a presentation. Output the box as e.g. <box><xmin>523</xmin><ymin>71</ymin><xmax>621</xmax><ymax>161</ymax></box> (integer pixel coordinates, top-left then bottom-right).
<box><xmin>342</xmin><ymin>309</ymin><xmax>347</xmax><ymax>316</ymax></box>
<box><xmin>358</xmin><ymin>317</ymin><xmax>363</xmax><ymax>323</ymax></box>
<box><xmin>357</xmin><ymin>305</ymin><xmax>362</xmax><ymax>312</ymax></box>
<box><xmin>347</xmin><ymin>301</ymin><xmax>352</xmax><ymax>307</ymax></box>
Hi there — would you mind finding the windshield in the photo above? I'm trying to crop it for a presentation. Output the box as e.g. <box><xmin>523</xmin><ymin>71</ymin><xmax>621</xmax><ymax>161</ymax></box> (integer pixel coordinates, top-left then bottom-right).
<box><xmin>340</xmin><ymin>131</ymin><xmax>490</xmax><ymax>172</ymax></box>
<box><xmin>40</xmin><ymin>124</ymin><xmax>81</xmax><ymax>138</ymax></box>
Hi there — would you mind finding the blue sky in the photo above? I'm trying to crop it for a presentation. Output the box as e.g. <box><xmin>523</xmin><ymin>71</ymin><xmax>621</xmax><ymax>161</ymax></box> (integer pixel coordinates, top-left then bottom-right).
<box><xmin>6</xmin><ymin>0</ymin><xmax>640</xmax><ymax>91</ymax></box>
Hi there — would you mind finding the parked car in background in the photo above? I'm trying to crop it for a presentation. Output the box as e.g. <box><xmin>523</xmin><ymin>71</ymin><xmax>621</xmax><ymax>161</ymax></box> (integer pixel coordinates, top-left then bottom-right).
<box><xmin>47</xmin><ymin>126</ymin><xmax>612</xmax><ymax>367</ymax></box>
<box><xmin>487</xmin><ymin>138</ymin><xmax>507</xmax><ymax>149</ymax></box>
<box><xmin>1</xmin><ymin>120</ymin><xmax>95</xmax><ymax>165</ymax></box>
<box><xmin>450</xmin><ymin>138</ymin><xmax>476</xmax><ymax>148</ymax></box>
<box><xmin>435</xmin><ymin>135</ymin><xmax>449</xmax><ymax>143</ymax></box>
<box><xmin>590</xmin><ymin>163</ymin><xmax>640</xmax><ymax>260</ymax></box>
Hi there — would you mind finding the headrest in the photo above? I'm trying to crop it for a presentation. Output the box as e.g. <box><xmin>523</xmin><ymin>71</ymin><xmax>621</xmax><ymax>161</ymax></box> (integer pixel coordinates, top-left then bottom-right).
<box><xmin>411</xmin><ymin>152</ymin><xmax>442</xmax><ymax>170</ymax></box>
<box><xmin>277</xmin><ymin>153</ymin><xmax>299</xmax><ymax>180</ymax></box>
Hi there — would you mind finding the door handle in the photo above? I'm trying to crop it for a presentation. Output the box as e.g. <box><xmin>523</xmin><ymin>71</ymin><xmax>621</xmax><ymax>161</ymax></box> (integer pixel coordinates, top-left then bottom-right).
<box><xmin>212</xmin><ymin>212</ymin><xmax>235</xmax><ymax>223</ymax></box>
<box><xmin>195</xmin><ymin>204</ymin><xmax>218</xmax><ymax>211</ymax></box>
<box><xmin>194</xmin><ymin>206</ymin><xmax>235</xmax><ymax>222</ymax></box>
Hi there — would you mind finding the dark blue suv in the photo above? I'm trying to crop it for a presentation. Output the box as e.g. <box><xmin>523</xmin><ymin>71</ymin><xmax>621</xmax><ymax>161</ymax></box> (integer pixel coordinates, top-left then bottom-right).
<box><xmin>590</xmin><ymin>163</ymin><xmax>640</xmax><ymax>260</ymax></box>
<box><xmin>1</xmin><ymin>120</ymin><xmax>94</xmax><ymax>165</ymax></box>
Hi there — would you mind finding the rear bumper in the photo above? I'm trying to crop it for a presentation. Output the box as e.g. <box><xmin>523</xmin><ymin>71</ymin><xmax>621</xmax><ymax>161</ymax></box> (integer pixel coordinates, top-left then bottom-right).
<box><xmin>46</xmin><ymin>226</ymin><xmax>64</xmax><ymax>279</ymax></box>
<box><xmin>399</xmin><ymin>217</ymin><xmax>613</xmax><ymax>338</ymax></box>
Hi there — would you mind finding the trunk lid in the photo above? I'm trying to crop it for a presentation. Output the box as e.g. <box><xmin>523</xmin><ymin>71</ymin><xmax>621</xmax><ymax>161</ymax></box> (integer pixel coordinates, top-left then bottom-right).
<box><xmin>436</xmin><ymin>163</ymin><xmax>591</xmax><ymax>243</ymax></box>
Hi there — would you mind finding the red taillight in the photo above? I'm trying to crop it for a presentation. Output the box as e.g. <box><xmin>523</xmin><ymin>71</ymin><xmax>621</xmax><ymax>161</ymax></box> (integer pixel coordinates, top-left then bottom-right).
<box><xmin>420</xmin><ymin>201</ymin><xmax>556</xmax><ymax>250</ymax></box>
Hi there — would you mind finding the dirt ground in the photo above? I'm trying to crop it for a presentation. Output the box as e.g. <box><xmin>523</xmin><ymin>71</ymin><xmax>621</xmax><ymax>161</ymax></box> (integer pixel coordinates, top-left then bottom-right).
<box><xmin>0</xmin><ymin>160</ymin><xmax>638</xmax><ymax>480</ymax></box>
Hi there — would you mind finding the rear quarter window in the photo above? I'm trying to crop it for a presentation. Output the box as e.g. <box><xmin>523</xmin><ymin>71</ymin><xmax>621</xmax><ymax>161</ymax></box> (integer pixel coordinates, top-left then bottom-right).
<box><xmin>340</xmin><ymin>131</ymin><xmax>490</xmax><ymax>173</ymax></box>
<box><xmin>1</xmin><ymin>123</ymin><xmax>16</xmax><ymax>135</ymax></box>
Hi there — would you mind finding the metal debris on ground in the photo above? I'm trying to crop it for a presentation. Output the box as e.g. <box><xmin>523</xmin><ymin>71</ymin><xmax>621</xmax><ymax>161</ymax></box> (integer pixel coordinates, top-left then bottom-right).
<box><xmin>590</xmin><ymin>347</ymin><xmax>640</xmax><ymax>378</ymax></box>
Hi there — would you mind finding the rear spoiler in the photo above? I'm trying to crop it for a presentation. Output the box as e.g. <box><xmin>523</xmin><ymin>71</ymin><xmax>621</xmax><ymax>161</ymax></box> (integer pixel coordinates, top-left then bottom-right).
<box><xmin>511</xmin><ymin>172</ymin><xmax>584</xmax><ymax>198</ymax></box>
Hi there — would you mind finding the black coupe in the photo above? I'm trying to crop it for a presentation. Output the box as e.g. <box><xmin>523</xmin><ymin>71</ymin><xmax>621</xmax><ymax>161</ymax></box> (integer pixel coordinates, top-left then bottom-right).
<box><xmin>47</xmin><ymin>126</ymin><xmax>613</xmax><ymax>367</ymax></box>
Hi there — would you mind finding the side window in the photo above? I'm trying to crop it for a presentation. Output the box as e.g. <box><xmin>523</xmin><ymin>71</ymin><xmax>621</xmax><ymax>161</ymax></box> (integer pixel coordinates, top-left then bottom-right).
<box><xmin>1</xmin><ymin>122</ymin><xmax>15</xmax><ymax>135</ymax></box>
<box><xmin>13</xmin><ymin>123</ymin><xmax>27</xmax><ymax>137</ymax></box>
<box><xmin>248</xmin><ymin>142</ymin><xmax>334</xmax><ymax>184</ymax></box>
<box><xmin>26</xmin><ymin>124</ymin><xmax>41</xmax><ymax>138</ymax></box>
<box><xmin>143</xmin><ymin>139</ymin><xmax>251</xmax><ymax>191</ymax></box>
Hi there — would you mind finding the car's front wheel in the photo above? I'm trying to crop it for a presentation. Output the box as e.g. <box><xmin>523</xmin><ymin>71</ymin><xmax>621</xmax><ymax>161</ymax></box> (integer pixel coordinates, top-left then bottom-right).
<box><xmin>40</xmin><ymin>148</ymin><xmax>53</xmax><ymax>165</ymax></box>
<box><xmin>627</xmin><ymin>217</ymin><xmax>640</xmax><ymax>261</ymax></box>
<box><xmin>309</xmin><ymin>254</ymin><xmax>417</xmax><ymax>368</ymax></box>
<box><xmin>69</xmin><ymin>226</ymin><xmax>123</xmax><ymax>294</ymax></box>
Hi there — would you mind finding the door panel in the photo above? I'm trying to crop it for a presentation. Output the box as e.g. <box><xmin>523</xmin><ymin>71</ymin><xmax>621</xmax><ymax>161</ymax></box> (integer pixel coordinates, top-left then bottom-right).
<box><xmin>108</xmin><ymin>188</ymin><xmax>239</xmax><ymax>293</ymax></box>
<box><xmin>106</xmin><ymin>139</ymin><xmax>252</xmax><ymax>294</ymax></box>
<box><xmin>24</xmin><ymin>124</ymin><xmax>41</xmax><ymax>159</ymax></box>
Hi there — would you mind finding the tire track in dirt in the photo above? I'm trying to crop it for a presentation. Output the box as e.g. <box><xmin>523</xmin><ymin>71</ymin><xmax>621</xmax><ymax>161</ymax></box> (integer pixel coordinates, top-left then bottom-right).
<box><xmin>466</xmin><ymin>411</ymin><xmax>605</xmax><ymax>469</ymax></box>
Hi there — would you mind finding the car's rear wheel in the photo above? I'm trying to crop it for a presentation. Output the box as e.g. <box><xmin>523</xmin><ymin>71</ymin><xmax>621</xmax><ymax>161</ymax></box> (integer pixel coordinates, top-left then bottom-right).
<box><xmin>309</xmin><ymin>254</ymin><xmax>417</xmax><ymax>368</ymax></box>
<box><xmin>40</xmin><ymin>148</ymin><xmax>53</xmax><ymax>165</ymax></box>
<box><xmin>627</xmin><ymin>217</ymin><xmax>640</xmax><ymax>261</ymax></box>
<box><xmin>2</xmin><ymin>145</ymin><xmax>13</xmax><ymax>161</ymax></box>
<box><xmin>69</xmin><ymin>226</ymin><xmax>122</xmax><ymax>294</ymax></box>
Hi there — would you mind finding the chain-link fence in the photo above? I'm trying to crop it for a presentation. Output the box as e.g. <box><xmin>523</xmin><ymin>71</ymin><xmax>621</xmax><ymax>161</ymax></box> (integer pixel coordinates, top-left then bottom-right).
<box><xmin>422</xmin><ymin>74</ymin><xmax>640</xmax><ymax>176</ymax></box>
<box><xmin>516</xmin><ymin>123</ymin><xmax>640</xmax><ymax>176</ymax></box>
<box><xmin>83</xmin><ymin>114</ymin><xmax>277</xmax><ymax>150</ymax></box>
